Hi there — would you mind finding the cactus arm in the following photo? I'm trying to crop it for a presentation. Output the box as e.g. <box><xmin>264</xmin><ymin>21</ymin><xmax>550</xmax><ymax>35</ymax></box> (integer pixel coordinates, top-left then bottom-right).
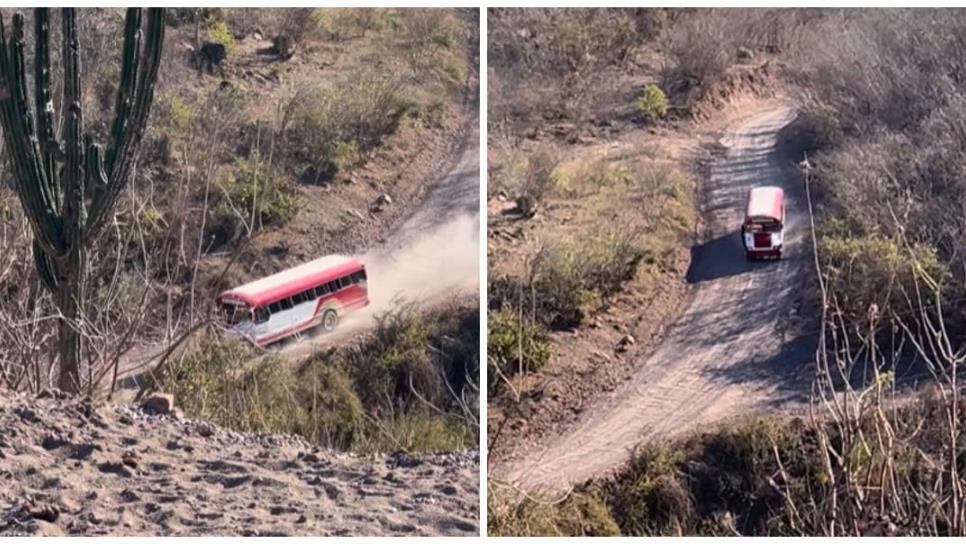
<box><xmin>106</xmin><ymin>8</ymin><xmax>141</xmax><ymax>173</ymax></box>
<box><xmin>84</xmin><ymin>135</ymin><xmax>108</xmax><ymax>193</ymax></box>
<box><xmin>61</xmin><ymin>8</ymin><xmax>85</xmax><ymax>231</ymax></box>
<box><xmin>33</xmin><ymin>8</ymin><xmax>58</xmax><ymax>201</ymax></box>
<box><xmin>0</xmin><ymin>13</ymin><xmax>65</xmax><ymax>256</ymax></box>
<box><xmin>86</xmin><ymin>8</ymin><xmax>165</xmax><ymax>236</ymax></box>
<box><xmin>9</xmin><ymin>15</ymin><xmax>57</xmax><ymax>220</ymax></box>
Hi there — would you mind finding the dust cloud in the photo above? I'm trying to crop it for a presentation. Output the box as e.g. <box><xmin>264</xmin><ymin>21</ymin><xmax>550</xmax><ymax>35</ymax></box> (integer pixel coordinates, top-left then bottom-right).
<box><xmin>362</xmin><ymin>213</ymin><xmax>480</xmax><ymax>313</ymax></box>
<box><xmin>280</xmin><ymin>212</ymin><xmax>479</xmax><ymax>353</ymax></box>
<box><xmin>282</xmin><ymin>122</ymin><xmax>481</xmax><ymax>353</ymax></box>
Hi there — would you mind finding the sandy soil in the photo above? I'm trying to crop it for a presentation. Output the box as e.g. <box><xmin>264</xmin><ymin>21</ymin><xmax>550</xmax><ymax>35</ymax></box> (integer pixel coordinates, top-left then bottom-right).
<box><xmin>0</xmin><ymin>390</ymin><xmax>478</xmax><ymax>536</ymax></box>
<box><xmin>491</xmin><ymin>102</ymin><xmax>817</xmax><ymax>491</ymax></box>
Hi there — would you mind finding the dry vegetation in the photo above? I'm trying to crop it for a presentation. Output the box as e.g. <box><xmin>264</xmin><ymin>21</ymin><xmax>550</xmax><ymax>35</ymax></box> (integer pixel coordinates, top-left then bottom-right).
<box><xmin>491</xmin><ymin>244</ymin><xmax>964</xmax><ymax>536</ymax></box>
<box><xmin>142</xmin><ymin>302</ymin><xmax>479</xmax><ymax>454</ymax></box>
<box><xmin>0</xmin><ymin>8</ymin><xmax>478</xmax><ymax>456</ymax></box>
<box><xmin>490</xmin><ymin>8</ymin><xmax>966</xmax><ymax>536</ymax></box>
<box><xmin>487</xmin><ymin>7</ymin><xmax>721</xmax><ymax>461</ymax></box>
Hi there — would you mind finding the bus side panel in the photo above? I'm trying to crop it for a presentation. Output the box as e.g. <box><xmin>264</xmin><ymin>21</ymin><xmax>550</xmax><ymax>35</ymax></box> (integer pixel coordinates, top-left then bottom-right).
<box><xmin>252</xmin><ymin>275</ymin><xmax>370</xmax><ymax>346</ymax></box>
<box><xmin>340</xmin><ymin>282</ymin><xmax>369</xmax><ymax>310</ymax></box>
<box><xmin>253</xmin><ymin>298</ymin><xmax>320</xmax><ymax>345</ymax></box>
<box><xmin>314</xmin><ymin>282</ymin><xmax>368</xmax><ymax>315</ymax></box>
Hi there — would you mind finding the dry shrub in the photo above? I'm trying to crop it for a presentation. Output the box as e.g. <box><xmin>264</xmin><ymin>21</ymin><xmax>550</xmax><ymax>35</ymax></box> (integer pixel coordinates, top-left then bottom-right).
<box><xmin>818</xmin><ymin>221</ymin><xmax>947</xmax><ymax>330</ymax></box>
<box><xmin>271</xmin><ymin>8</ymin><xmax>317</xmax><ymax>56</ymax></box>
<box><xmin>787</xmin><ymin>10</ymin><xmax>966</xmax><ymax>338</ymax></box>
<box><xmin>662</xmin><ymin>13</ymin><xmax>732</xmax><ymax>96</ymax></box>
<box><xmin>527</xmin><ymin>230</ymin><xmax>644</xmax><ymax>329</ymax></box>
<box><xmin>146</xmin><ymin>333</ymin><xmax>364</xmax><ymax>449</ymax></box>
<box><xmin>313</xmin><ymin>8</ymin><xmax>385</xmax><ymax>42</ymax></box>
<box><xmin>488</xmin><ymin>485</ymin><xmax>620</xmax><ymax>536</ymax></box>
<box><xmin>283</xmin><ymin>75</ymin><xmax>410</xmax><ymax>183</ymax></box>
<box><xmin>487</xmin><ymin>307</ymin><xmax>551</xmax><ymax>393</ymax></box>
<box><xmin>514</xmin><ymin>145</ymin><xmax>561</xmax><ymax>217</ymax></box>
<box><xmin>142</xmin><ymin>303</ymin><xmax>478</xmax><ymax>454</ymax></box>
<box><xmin>488</xmin><ymin>8</ymin><xmax>645</xmax><ymax>130</ymax></box>
<box><xmin>399</xmin><ymin>9</ymin><xmax>463</xmax><ymax>81</ymax></box>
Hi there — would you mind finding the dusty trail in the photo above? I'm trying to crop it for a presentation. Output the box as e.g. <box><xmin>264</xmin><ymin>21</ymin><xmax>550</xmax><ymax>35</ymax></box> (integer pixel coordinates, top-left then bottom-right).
<box><xmin>494</xmin><ymin>103</ymin><xmax>815</xmax><ymax>491</ymax></box>
<box><xmin>116</xmin><ymin>111</ymin><xmax>480</xmax><ymax>373</ymax></box>
<box><xmin>280</xmin><ymin>118</ymin><xmax>480</xmax><ymax>354</ymax></box>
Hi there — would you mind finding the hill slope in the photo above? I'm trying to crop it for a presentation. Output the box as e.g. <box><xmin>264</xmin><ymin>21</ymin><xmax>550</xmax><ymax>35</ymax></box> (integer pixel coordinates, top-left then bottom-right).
<box><xmin>0</xmin><ymin>391</ymin><xmax>478</xmax><ymax>536</ymax></box>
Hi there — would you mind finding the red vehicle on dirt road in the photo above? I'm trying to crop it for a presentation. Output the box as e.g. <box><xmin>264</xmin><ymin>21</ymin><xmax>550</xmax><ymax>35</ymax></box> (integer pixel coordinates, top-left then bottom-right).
<box><xmin>742</xmin><ymin>186</ymin><xmax>785</xmax><ymax>260</ymax></box>
<box><xmin>216</xmin><ymin>255</ymin><xmax>369</xmax><ymax>347</ymax></box>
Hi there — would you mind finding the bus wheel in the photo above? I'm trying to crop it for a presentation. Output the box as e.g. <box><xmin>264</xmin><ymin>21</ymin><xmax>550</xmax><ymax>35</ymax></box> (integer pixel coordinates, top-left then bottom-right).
<box><xmin>321</xmin><ymin>310</ymin><xmax>339</xmax><ymax>332</ymax></box>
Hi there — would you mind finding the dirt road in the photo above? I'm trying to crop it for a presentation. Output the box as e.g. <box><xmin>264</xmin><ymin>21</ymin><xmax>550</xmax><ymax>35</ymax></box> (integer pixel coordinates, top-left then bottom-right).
<box><xmin>280</xmin><ymin>116</ymin><xmax>480</xmax><ymax>353</ymax></box>
<box><xmin>357</xmin><ymin>116</ymin><xmax>480</xmax><ymax>316</ymax></box>
<box><xmin>494</xmin><ymin>103</ymin><xmax>816</xmax><ymax>491</ymax></box>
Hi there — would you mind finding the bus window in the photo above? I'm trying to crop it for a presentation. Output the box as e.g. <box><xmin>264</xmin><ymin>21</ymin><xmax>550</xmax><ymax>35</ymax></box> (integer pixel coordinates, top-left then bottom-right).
<box><xmin>352</xmin><ymin>270</ymin><xmax>366</xmax><ymax>284</ymax></box>
<box><xmin>328</xmin><ymin>280</ymin><xmax>339</xmax><ymax>292</ymax></box>
<box><xmin>760</xmin><ymin>221</ymin><xmax>782</xmax><ymax>233</ymax></box>
<box><xmin>338</xmin><ymin>276</ymin><xmax>350</xmax><ymax>289</ymax></box>
<box><xmin>294</xmin><ymin>291</ymin><xmax>307</xmax><ymax>304</ymax></box>
<box><xmin>269</xmin><ymin>302</ymin><xmax>281</xmax><ymax>314</ymax></box>
<box><xmin>254</xmin><ymin>307</ymin><xmax>270</xmax><ymax>324</ymax></box>
<box><xmin>280</xmin><ymin>297</ymin><xmax>293</xmax><ymax>310</ymax></box>
<box><xmin>320</xmin><ymin>283</ymin><xmax>331</xmax><ymax>295</ymax></box>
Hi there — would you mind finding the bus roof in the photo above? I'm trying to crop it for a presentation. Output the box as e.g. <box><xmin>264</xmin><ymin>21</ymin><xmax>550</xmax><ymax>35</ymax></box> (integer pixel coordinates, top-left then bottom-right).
<box><xmin>745</xmin><ymin>186</ymin><xmax>784</xmax><ymax>222</ymax></box>
<box><xmin>218</xmin><ymin>255</ymin><xmax>363</xmax><ymax>308</ymax></box>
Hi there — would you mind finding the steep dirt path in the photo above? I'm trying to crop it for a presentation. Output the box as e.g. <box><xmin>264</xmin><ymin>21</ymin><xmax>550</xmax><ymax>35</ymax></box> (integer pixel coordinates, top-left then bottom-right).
<box><xmin>493</xmin><ymin>103</ymin><xmax>815</xmax><ymax>491</ymax></box>
<box><xmin>352</xmin><ymin>113</ymin><xmax>480</xmax><ymax>319</ymax></box>
<box><xmin>279</xmin><ymin>112</ymin><xmax>480</xmax><ymax>354</ymax></box>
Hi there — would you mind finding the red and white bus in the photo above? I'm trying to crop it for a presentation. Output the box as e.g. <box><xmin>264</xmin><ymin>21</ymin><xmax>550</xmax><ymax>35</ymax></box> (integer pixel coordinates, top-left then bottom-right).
<box><xmin>742</xmin><ymin>186</ymin><xmax>785</xmax><ymax>260</ymax></box>
<box><xmin>216</xmin><ymin>255</ymin><xmax>369</xmax><ymax>347</ymax></box>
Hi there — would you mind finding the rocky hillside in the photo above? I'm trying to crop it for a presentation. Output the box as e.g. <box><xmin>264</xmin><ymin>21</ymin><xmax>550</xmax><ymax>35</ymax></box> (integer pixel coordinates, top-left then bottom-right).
<box><xmin>0</xmin><ymin>391</ymin><xmax>478</xmax><ymax>536</ymax></box>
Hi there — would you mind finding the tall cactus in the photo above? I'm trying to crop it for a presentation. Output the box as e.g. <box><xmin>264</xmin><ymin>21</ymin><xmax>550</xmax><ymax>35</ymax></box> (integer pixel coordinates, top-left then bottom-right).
<box><xmin>0</xmin><ymin>8</ymin><xmax>165</xmax><ymax>393</ymax></box>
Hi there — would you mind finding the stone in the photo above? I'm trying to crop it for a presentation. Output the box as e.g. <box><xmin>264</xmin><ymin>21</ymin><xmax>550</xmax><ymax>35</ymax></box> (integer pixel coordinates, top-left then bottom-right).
<box><xmin>26</xmin><ymin>501</ymin><xmax>59</xmax><ymax>523</ymax></box>
<box><xmin>371</xmin><ymin>193</ymin><xmax>393</xmax><ymax>212</ymax></box>
<box><xmin>41</xmin><ymin>434</ymin><xmax>66</xmax><ymax>450</ymax></box>
<box><xmin>121</xmin><ymin>451</ymin><xmax>139</xmax><ymax>469</ymax></box>
<box><xmin>140</xmin><ymin>393</ymin><xmax>174</xmax><ymax>415</ymax></box>
<box><xmin>97</xmin><ymin>462</ymin><xmax>133</xmax><ymax>478</ymax></box>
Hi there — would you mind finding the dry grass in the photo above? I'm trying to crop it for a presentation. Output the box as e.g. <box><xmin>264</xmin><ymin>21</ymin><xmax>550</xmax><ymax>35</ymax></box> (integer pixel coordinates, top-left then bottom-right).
<box><xmin>487</xmin><ymin>142</ymin><xmax>695</xmax><ymax>411</ymax></box>
<box><xmin>143</xmin><ymin>302</ymin><xmax>479</xmax><ymax>454</ymax></box>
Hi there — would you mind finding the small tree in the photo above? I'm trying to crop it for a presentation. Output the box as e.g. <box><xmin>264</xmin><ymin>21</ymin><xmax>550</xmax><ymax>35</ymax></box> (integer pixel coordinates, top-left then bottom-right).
<box><xmin>637</xmin><ymin>84</ymin><xmax>668</xmax><ymax>122</ymax></box>
<box><xmin>0</xmin><ymin>8</ymin><xmax>165</xmax><ymax>393</ymax></box>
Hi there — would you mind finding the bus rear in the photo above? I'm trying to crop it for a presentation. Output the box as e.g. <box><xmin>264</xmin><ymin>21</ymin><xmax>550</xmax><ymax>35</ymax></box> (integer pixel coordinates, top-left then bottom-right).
<box><xmin>742</xmin><ymin>187</ymin><xmax>785</xmax><ymax>260</ymax></box>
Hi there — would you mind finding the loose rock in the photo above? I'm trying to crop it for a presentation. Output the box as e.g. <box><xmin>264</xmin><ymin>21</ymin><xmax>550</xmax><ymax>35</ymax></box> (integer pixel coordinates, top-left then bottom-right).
<box><xmin>139</xmin><ymin>393</ymin><xmax>174</xmax><ymax>416</ymax></box>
